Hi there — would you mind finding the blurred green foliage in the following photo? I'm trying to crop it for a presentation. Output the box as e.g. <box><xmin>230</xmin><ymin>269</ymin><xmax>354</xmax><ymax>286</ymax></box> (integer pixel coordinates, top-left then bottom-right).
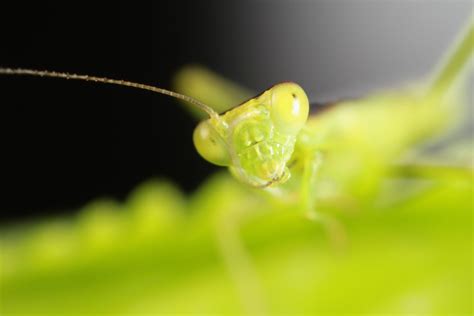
<box><xmin>0</xmin><ymin>165</ymin><xmax>471</xmax><ymax>314</ymax></box>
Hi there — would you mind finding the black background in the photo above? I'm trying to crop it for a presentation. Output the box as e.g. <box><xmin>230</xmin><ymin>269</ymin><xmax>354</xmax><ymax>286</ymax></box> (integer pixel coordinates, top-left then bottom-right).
<box><xmin>1</xmin><ymin>2</ymin><xmax>218</xmax><ymax>221</ymax></box>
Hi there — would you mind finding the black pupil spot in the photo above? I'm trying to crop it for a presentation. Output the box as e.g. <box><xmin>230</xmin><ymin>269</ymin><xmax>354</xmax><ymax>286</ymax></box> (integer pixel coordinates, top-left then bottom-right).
<box><xmin>291</xmin><ymin>93</ymin><xmax>297</xmax><ymax>99</ymax></box>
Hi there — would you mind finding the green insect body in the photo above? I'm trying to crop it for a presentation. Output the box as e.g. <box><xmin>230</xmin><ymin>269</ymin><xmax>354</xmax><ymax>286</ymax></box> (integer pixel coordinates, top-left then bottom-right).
<box><xmin>192</xmin><ymin>83</ymin><xmax>455</xmax><ymax>211</ymax></box>
<box><xmin>179</xmin><ymin>21</ymin><xmax>472</xmax><ymax>211</ymax></box>
<box><xmin>293</xmin><ymin>92</ymin><xmax>454</xmax><ymax>206</ymax></box>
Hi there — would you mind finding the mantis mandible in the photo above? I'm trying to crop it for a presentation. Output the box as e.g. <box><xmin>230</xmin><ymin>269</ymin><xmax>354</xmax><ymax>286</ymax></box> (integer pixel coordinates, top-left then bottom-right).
<box><xmin>0</xmin><ymin>21</ymin><xmax>472</xmax><ymax>218</ymax></box>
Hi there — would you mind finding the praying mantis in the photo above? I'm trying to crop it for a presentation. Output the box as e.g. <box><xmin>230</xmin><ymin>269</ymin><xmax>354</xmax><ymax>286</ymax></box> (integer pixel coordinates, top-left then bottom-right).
<box><xmin>0</xmin><ymin>21</ymin><xmax>472</xmax><ymax>219</ymax></box>
<box><xmin>1</xmin><ymin>20</ymin><xmax>471</xmax><ymax>316</ymax></box>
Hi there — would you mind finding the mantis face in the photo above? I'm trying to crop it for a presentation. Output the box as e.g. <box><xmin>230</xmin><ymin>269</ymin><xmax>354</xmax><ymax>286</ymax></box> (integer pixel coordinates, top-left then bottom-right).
<box><xmin>194</xmin><ymin>82</ymin><xmax>309</xmax><ymax>187</ymax></box>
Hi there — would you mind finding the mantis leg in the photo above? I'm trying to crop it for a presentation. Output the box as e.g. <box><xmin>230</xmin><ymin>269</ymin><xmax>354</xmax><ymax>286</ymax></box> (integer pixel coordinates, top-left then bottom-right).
<box><xmin>301</xmin><ymin>150</ymin><xmax>347</xmax><ymax>251</ymax></box>
<box><xmin>300</xmin><ymin>150</ymin><xmax>323</xmax><ymax>214</ymax></box>
<box><xmin>215</xmin><ymin>207</ymin><xmax>267</xmax><ymax>315</ymax></box>
<box><xmin>215</xmin><ymin>200</ymin><xmax>267</xmax><ymax>316</ymax></box>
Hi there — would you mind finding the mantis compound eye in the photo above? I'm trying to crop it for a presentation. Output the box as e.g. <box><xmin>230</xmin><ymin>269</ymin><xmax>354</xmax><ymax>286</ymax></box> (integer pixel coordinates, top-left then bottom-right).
<box><xmin>270</xmin><ymin>82</ymin><xmax>309</xmax><ymax>134</ymax></box>
<box><xmin>193</xmin><ymin>121</ymin><xmax>230</xmax><ymax>166</ymax></box>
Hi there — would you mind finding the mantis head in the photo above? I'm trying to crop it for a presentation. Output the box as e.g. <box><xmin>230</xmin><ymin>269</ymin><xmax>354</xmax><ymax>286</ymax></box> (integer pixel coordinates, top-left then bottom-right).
<box><xmin>0</xmin><ymin>68</ymin><xmax>308</xmax><ymax>188</ymax></box>
<box><xmin>194</xmin><ymin>82</ymin><xmax>309</xmax><ymax>187</ymax></box>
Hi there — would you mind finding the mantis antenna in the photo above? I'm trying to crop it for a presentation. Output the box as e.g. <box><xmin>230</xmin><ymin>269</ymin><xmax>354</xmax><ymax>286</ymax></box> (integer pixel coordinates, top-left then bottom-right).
<box><xmin>0</xmin><ymin>67</ymin><xmax>221</xmax><ymax>120</ymax></box>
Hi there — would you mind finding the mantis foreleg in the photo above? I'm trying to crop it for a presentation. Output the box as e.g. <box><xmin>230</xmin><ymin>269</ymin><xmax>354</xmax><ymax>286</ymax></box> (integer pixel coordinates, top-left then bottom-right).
<box><xmin>301</xmin><ymin>150</ymin><xmax>348</xmax><ymax>251</ymax></box>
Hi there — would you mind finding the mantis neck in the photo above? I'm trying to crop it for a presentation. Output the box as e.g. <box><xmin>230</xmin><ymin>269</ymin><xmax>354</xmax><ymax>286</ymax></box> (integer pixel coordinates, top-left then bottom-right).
<box><xmin>429</xmin><ymin>19</ymin><xmax>473</xmax><ymax>95</ymax></box>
